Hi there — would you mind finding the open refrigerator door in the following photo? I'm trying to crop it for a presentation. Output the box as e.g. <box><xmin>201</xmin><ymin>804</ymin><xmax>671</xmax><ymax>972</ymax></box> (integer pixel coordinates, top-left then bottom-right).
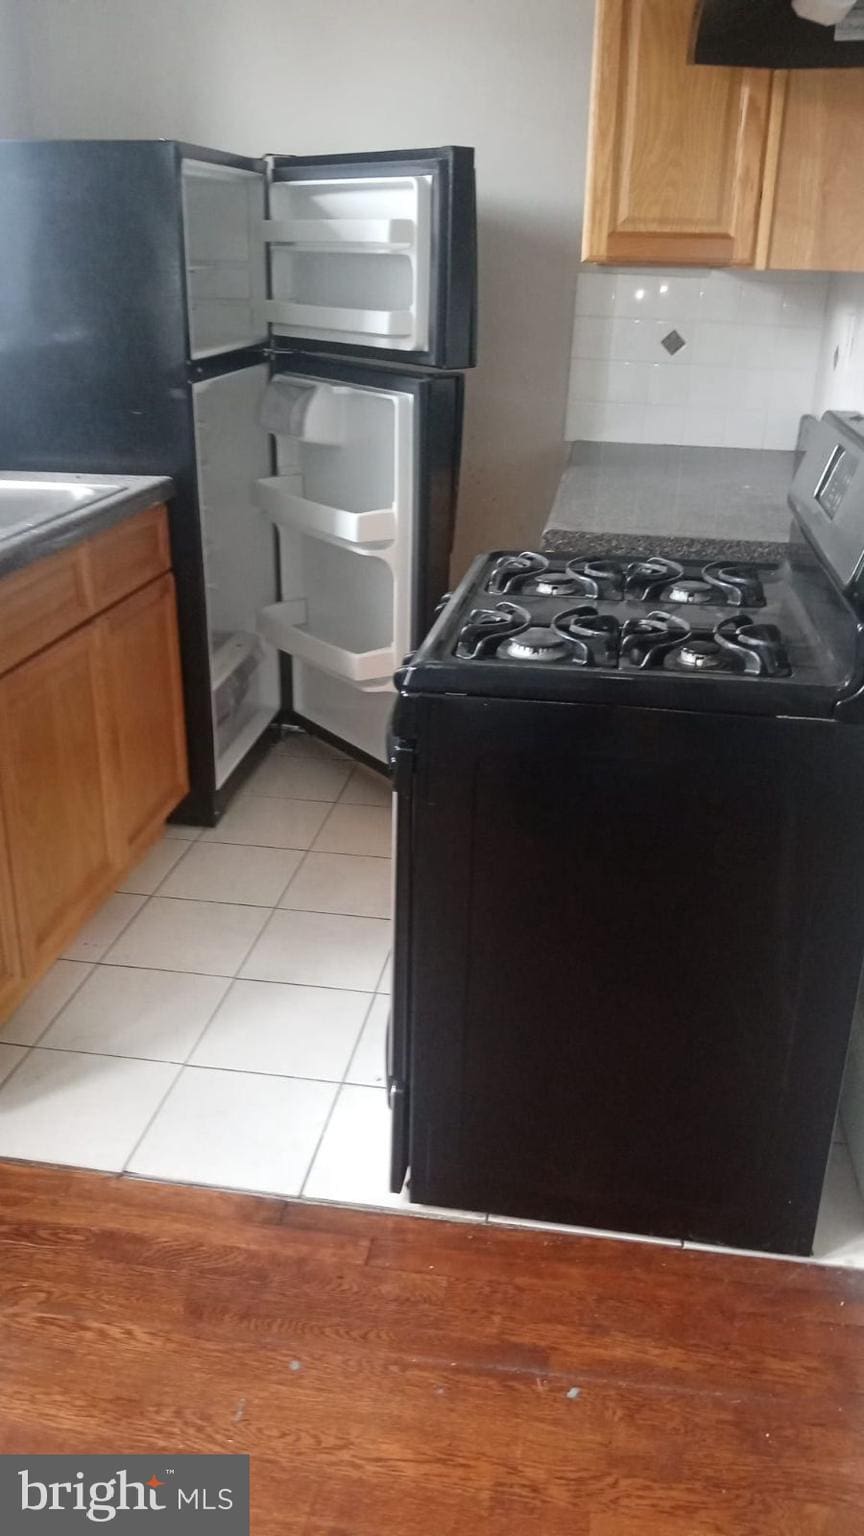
<box><xmin>256</xmin><ymin>366</ymin><xmax>417</xmax><ymax>763</ymax></box>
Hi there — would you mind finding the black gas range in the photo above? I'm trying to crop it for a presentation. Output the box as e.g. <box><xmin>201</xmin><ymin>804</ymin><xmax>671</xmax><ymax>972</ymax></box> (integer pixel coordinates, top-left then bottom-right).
<box><xmin>387</xmin><ymin>412</ymin><xmax>864</xmax><ymax>1256</ymax></box>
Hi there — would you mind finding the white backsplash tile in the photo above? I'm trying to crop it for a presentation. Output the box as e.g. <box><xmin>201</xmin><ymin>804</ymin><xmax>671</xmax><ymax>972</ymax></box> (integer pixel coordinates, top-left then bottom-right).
<box><xmin>814</xmin><ymin>274</ymin><xmax>864</xmax><ymax>418</ymax></box>
<box><xmin>642</xmin><ymin>404</ymin><xmax>685</xmax><ymax>444</ymax></box>
<box><xmin>568</xmin><ymin>267</ymin><xmax>829</xmax><ymax>449</ymax></box>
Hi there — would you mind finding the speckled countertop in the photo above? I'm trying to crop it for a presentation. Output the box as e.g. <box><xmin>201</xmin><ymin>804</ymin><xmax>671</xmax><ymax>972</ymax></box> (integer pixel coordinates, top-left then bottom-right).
<box><xmin>542</xmin><ymin>528</ymin><xmax>789</xmax><ymax>561</ymax></box>
<box><xmin>0</xmin><ymin>472</ymin><xmax>174</xmax><ymax>578</ymax></box>
<box><xmin>543</xmin><ymin>441</ymin><xmax>794</xmax><ymax>562</ymax></box>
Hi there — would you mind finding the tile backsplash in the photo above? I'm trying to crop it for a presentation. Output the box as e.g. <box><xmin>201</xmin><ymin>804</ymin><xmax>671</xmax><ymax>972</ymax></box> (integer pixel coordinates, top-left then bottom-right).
<box><xmin>566</xmin><ymin>269</ymin><xmax>828</xmax><ymax>450</ymax></box>
<box><xmin>814</xmin><ymin>274</ymin><xmax>864</xmax><ymax>416</ymax></box>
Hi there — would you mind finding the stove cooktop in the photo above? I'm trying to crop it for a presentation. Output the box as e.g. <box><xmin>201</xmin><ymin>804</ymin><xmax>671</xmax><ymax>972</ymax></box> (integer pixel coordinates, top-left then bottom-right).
<box><xmin>459</xmin><ymin>552</ymin><xmax>787</xmax><ymax>676</ymax></box>
<box><xmin>400</xmin><ymin>547</ymin><xmax>861</xmax><ymax>718</ymax></box>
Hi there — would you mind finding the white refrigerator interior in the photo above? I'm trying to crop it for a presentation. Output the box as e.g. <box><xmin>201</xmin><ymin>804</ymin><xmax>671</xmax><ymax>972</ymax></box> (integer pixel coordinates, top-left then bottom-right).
<box><xmin>182</xmin><ymin>160</ymin><xmax>267</xmax><ymax>359</ymax></box>
<box><xmin>192</xmin><ymin>364</ymin><xmax>280</xmax><ymax>787</ymax></box>
<box><xmin>256</xmin><ymin>374</ymin><xmax>416</xmax><ymax>762</ymax></box>
<box><xmin>179</xmin><ymin>150</ymin><xmax>451</xmax><ymax>775</ymax></box>
<box><xmin>265</xmin><ymin>174</ymin><xmax>432</xmax><ymax>353</ymax></box>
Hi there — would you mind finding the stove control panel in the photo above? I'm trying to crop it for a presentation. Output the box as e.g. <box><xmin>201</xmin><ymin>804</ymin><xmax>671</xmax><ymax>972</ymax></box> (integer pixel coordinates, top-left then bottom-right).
<box><xmin>816</xmin><ymin>445</ymin><xmax>858</xmax><ymax>520</ymax></box>
<box><xmin>790</xmin><ymin>411</ymin><xmax>864</xmax><ymax>594</ymax></box>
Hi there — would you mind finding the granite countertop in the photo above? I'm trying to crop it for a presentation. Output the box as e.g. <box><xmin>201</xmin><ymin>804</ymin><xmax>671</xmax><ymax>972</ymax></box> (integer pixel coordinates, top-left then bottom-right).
<box><xmin>0</xmin><ymin>472</ymin><xmax>175</xmax><ymax>579</ymax></box>
<box><xmin>543</xmin><ymin>441</ymin><xmax>795</xmax><ymax>562</ymax></box>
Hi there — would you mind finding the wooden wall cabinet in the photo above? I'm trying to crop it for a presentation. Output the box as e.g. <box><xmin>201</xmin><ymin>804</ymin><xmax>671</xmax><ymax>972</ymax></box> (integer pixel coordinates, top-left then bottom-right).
<box><xmin>584</xmin><ymin>0</ymin><xmax>864</xmax><ymax>272</ymax></box>
<box><xmin>0</xmin><ymin>505</ymin><xmax>188</xmax><ymax>1019</ymax></box>
<box><xmin>763</xmin><ymin>71</ymin><xmax>864</xmax><ymax>271</ymax></box>
<box><xmin>583</xmin><ymin>0</ymin><xmax>774</xmax><ymax>267</ymax></box>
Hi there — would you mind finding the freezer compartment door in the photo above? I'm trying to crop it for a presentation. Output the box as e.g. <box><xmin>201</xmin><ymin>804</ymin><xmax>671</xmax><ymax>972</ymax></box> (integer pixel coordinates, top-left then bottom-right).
<box><xmin>265</xmin><ymin>148</ymin><xmax>476</xmax><ymax>369</ymax></box>
<box><xmin>182</xmin><ymin>158</ymin><xmax>268</xmax><ymax>360</ymax></box>
<box><xmin>191</xmin><ymin>363</ymin><xmax>280</xmax><ymax>787</ymax></box>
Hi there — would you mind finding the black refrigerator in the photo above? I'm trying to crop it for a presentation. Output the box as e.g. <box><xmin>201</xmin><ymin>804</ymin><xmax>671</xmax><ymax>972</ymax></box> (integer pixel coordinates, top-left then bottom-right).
<box><xmin>0</xmin><ymin>140</ymin><xmax>476</xmax><ymax>822</ymax></box>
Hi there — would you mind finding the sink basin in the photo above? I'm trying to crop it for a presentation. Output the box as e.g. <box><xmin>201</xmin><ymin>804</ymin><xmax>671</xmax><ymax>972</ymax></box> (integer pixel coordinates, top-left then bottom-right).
<box><xmin>0</xmin><ymin>476</ymin><xmax>124</xmax><ymax>540</ymax></box>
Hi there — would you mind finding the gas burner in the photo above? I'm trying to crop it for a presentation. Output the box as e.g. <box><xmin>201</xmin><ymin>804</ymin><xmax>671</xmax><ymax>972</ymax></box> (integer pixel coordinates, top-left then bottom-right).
<box><xmin>486</xmin><ymin>552</ymin><xmax>548</xmax><ymax>594</ymax></box>
<box><xmin>624</xmin><ymin>558</ymin><xmax>685</xmax><ymax>601</ymax></box>
<box><xmin>553</xmin><ymin>604</ymin><xmax>620</xmax><ymax>667</ymax></box>
<box><xmin>526</xmin><ymin>570</ymin><xmax>584</xmax><ymax>597</ymax></box>
<box><xmin>673</xmin><ymin>637</ymin><xmax>726</xmax><ymax>671</ymax></box>
<box><xmin>564</xmin><ymin>558</ymin><xmax>626</xmax><ymax>600</ymax></box>
<box><xmin>620</xmin><ymin>611</ymin><xmax>690</xmax><ymax>669</ymax></box>
<box><xmin>499</xmin><ymin>625</ymin><xmax>572</xmax><ymax>663</ymax></box>
<box><xmin>702</xmin><ymin>562</ymin><xmax>766</xmax><ymax>608</ymax></box>
<box><xmin>455</xmin><ymin>602</ymin><xmax>529</xmax><ymax>658</ymax></box>
<box><xmin>715</xmin><ymin>615</ymin><xmax>790</xmax><ymax>676</ymax></box>
<box><xmin>664</xmin><ymin>578</ymin><xmax>715</xmax><ymax>606</ymax></box>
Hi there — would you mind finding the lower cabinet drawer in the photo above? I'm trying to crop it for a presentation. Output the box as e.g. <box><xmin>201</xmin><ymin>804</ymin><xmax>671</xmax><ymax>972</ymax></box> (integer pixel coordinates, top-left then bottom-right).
<box><xmin>83</xmin><ymin>502</ymin><xmax>172</xmax><ymax>612</ymax></box>
<box><xmin>0</xmin><ymin>545</ymin><xmax>92</xmax><ymax>676</ymax></box>
<box><xmin>0</xmin><ymin>503</ymin><xmax>173</xmax><ymax>680</ymax></box>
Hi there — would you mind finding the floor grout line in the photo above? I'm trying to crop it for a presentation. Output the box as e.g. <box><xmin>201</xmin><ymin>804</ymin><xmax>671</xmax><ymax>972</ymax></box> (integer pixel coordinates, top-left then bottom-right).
<box><xmin>85</xmin><ymin>959</ymin><xmax>386</xmax><ymax>993</ymax></box>
<box><xmin>298</xmin><ymin>1080</ymin><xmax>345</xmax><ymax>1200</ymax></box>
<box><xmin>340</xmin><ymin>991</ymin><xmax>380</xmax><ymax>1092</ymax></box>
<box><xmin>64</xmin><ymin>891</ymin><xmax>150</xmax><ymax>967</ymax></box>
<box><xmin>15</xmin><ymin>959</ymin><xmax>97</xmax><ymax>1050</ymax></box>
<box><xmin>18</xmin><ymin>1044</ymin><xmax>372</xmax><ymax>1086</ymax></box>
<box><xmin>121</xmin><ymin>1060</ymin><xmax>186</xmax><ymax>1173</ymax></box>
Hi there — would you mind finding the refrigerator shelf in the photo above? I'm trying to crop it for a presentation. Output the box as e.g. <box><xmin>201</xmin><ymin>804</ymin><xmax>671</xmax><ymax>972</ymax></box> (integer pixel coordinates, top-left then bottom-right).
<box><xmin>258</xmin><ymin>600</ymin><xmax>395</xmax><ymax>688</ymax></box>
<box><xmin>262</xmin><ymin>217</ymin><xmax>415</xmax><ymax>252</ymax></box>
<box><xmin>262</xmin><ymin>300</ymin><xmax>413</xmax><ymax>338</ymax></box>
<box><xmin>254</xmin><ymin>479</ymin><xmax>396</xmax><ymax>550</ymax></box>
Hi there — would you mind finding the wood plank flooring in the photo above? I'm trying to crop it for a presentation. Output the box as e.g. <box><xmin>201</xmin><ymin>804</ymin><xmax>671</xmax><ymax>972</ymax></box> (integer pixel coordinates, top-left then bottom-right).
<box><xmin>0</xmin><ymin>1161</ymin><xmax>863</xmax><ymax>1534</ymax></box>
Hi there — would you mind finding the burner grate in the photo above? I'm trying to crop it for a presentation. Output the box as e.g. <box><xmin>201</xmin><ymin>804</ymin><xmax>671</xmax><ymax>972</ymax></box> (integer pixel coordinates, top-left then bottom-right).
<box><xmin>455</xmin><ymin>602</ymin><xmax>530</xmax><ymax>658</ymax></box>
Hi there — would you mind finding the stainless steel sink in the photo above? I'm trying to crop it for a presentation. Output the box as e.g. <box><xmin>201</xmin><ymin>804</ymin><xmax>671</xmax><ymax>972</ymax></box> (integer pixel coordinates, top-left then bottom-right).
<box><xmin>0</xmin><ymin>475</ymin><xmax>124</xmax><ymax>540</ymax></box>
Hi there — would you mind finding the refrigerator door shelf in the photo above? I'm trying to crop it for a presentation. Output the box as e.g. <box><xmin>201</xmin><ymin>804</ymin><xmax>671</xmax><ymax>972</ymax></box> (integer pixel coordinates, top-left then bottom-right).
<box><xmin>258</xmin><ymin>600</ymin><xmax>396</xmax><ymax>688</ymax></box>
<box><xmin>262</xmin><ymin>218</ymin><xmax>415</xmax><ymax>252</ymax></box>
<box><xmin>253</xmin><ymin>480</ymin><xmax>396</xmax><ymax>551</ymax></box>
<box><xmin>263</xmin><ymin>301</ymin><xmax>415</xmax><ymax>340</ymax></box>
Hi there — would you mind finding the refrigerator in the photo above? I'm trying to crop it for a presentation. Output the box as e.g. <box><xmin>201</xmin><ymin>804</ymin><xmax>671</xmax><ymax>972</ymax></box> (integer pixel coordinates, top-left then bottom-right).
<box><xmin>0</xmin><ymin>140</ymin><xmax>476</xmax><ymax>822</ymax></box>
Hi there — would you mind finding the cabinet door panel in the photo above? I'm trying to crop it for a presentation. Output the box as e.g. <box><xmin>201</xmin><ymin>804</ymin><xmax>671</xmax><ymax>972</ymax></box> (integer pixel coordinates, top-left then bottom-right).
<box><xmin>99</xmin><ymin>574</ymin><xmax>188</xmax><ymax>853</ymax></box>
<box><xmin>0</xmin><ymin>627</ymin><xmax>119</xmax><ymax>973</ymax></box>
<box><xmin>584</xmin><ymin>0</ymin><xmax>773</xmax><ymax>266</ymax></box>
<box><xmin>766</xmin><ymin>71</ymin><xmax>864</xmax><ymax>272</ymax></box>
<box><xmin>0</xmin><ymin>805</ymin><xmax>24</xmax><ymax>1017</ymax></box>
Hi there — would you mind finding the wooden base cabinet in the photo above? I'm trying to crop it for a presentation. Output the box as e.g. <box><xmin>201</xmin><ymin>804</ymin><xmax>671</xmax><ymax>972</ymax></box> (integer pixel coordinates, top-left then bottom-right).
<box><xmin>0</xmin><ymin>807</ymin><xmax>24</xmax><ymax>1018</ymax></box>
<box><xmin>0</xmin><ymin>626</ymin><xmax>120</xmax><ymax>977</ymax></box>
<box><xmin>98</xmin><ymin>575</ymin><xmax>188</xmax><ymax>856</ymax></box>
<box><xmin>0</xmin><ymin>504</ymin><xmax>188</xmax><ymax>1020</ymax></box>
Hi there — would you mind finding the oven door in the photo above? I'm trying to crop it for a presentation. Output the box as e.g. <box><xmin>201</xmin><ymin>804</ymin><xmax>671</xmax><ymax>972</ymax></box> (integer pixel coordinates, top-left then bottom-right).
<box><xmin>387</xmin><ymin>722</ymin><xmax>414</xmax><ymax>1192</ymax></box>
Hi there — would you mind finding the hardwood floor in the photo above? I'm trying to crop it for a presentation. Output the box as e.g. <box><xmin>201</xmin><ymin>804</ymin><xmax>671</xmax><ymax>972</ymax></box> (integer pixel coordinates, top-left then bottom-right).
<box><xmin>1</xmin><ymin>1162</ymin><xmax>863</xmax><ymax>1534</ymax></box>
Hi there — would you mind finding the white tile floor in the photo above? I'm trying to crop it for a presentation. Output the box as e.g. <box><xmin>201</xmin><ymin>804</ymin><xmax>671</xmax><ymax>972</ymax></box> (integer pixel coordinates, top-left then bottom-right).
<box><xmin>1</xmin><ymin>728</ymin><xmax>863</xmax><ymax>1266</ymax></box>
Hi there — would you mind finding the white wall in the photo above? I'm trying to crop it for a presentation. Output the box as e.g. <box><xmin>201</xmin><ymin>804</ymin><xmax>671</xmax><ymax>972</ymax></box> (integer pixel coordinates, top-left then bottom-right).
<box><xmin>0</xmin><ymin>0</ymin><xmax>30</xmax><ymax>135</ymax></box>
<box><xmin>15</xmin><ymin>0</ymin><xmax>594</xmax><ymax>573</ymax></box>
